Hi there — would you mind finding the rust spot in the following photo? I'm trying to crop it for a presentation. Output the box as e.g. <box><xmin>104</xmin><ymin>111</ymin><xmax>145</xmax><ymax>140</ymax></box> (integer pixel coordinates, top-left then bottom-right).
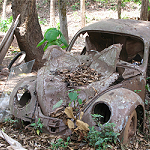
<box><xmin>109</xmin><ymin>92</ymin><xmax>114</xmax><ymax>96</ymax></box>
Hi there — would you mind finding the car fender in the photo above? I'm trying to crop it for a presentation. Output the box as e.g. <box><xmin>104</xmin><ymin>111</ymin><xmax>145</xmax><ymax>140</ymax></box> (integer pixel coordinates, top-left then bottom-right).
<box><xmin>9</xmin><ymin>76</ymin><xmax>37</xmax><ymax>122</ymax></box>
<box><xmin>82</xmin><ymin>88</ymin><xmax>145</xmax><ymax>133</ymax></box>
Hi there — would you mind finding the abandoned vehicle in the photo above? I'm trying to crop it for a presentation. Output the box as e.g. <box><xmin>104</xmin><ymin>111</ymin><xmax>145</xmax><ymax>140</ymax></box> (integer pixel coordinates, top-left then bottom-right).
<box><xmin>9</xmin><ymin>19</ymin><xmax>150</xmax><ymax>143</ymax></box>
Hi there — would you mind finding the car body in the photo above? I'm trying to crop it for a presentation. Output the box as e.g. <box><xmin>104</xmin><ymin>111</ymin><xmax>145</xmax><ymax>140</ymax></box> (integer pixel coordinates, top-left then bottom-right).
<box><xmin>10</xmin><ymin>19</ymin><xmax>150</xmax><ymax>143</ymax></box>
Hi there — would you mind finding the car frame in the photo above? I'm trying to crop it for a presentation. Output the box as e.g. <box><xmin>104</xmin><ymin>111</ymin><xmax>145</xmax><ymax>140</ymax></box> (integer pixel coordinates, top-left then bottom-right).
<box><xmin>10</xmin><ymin>19</ymin><xmax>150</xmax><ymax>143</ymax></box>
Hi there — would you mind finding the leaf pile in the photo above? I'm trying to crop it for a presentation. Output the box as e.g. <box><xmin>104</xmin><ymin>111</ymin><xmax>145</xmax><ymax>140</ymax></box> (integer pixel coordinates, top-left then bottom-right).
<box><xmin>56</xmin><ymin>64</ymin><xmax>102</xmax><ymax>87</ymax></box>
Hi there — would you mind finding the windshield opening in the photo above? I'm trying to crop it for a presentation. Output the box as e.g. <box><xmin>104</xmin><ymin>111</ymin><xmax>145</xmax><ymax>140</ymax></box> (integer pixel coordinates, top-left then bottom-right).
<box><xmin>71</xmin><ymin>31</ymin><xmax>144</xmax><ymax>65</ymax></box>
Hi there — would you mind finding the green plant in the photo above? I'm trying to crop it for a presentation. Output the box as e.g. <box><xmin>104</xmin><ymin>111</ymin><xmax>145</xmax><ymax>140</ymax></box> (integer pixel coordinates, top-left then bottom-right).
<box><xmin>30</xmin><ymin>118</ymin><xmax>43</xmax><ymax>135</ymax></box>
<box><xmin>50</xmin><ymin>137</ymin><xmax>70</xmax><ymax>150</ymax></box>
<box><xmin>110</xmin><ymin>6</ymin><xmax>116</xmax><ymax>11</ymax></box>
<box><xmin>86</xmin><ymin>2</ymin><xmax>90</xmax><ymax>6</ymax></box>
<box><xmin>86</xmin><ymin>15</ymin><xmax>91</xmax><ymax>23</ymax></box>
<box><xmin>71</xmin><ymin>2</ymin><xmax>80</xmax><ymax>11</ymax></box>
<box><xmin>4</xmin><ymin>117</ymin><xmax>18</xmax><ymax>124</ymax></box>
<box><xmin>53</xmin><ymin>89</ymin><xmax>82</xmax><ymax>110</ymax></box>
<box><xmin>0</xmin><ymin>16</ymin><xmax>13</xmax><ymax>32</ymax></box>
<box><xmin>121</xmin><ymin>2</ymin><xmax>126</xmax><ymax>8</ymax></box>
<box><xmin>145</xmin><ymin>99</ymin><xmax>149</xmax><ymax>105</ymax></box>
<box><xmin>86</xmin><ymin>114</ymin><xmax>119</xmax><ymax>150</ymax></box>
<box><xmin>67</xmin><ymin>89</ymin><xmax>82</xmax><ymax>108</ymax></box>
<box><xmin>145</xmin><ymin>77</ymin><xmax>150</xmax><ymax>92</ymax></box>
<box><xmin>38</xmin><ymin>16</ymin><xmax>47</xmax><ymax>25</ymax></box>
<box><xmin>56</xmin><ymin>22</ymin><xmax>60</xmax><ymax>30</ymax></box>
<box><xmin>36</xmin><ymin>3</ymin><xmax>40</xmax><ymax>9</ymax></box>
<box><xmin>37</xmin><ymin>28</ymin><xmax>68</xmax><ymax>51</ymax></box>
<box><xmin>91</xmin><ymin>114</ymin><xmax>104</xmax><ymax>126</ymax></box>
<box><xmin>134</xmin><ymin>90</ymin><xmax>141</xmax><ymax>93</ymax></box>
<box><xmin>40</xmin><ymin>19</ymin><xmax>47</xmax><ymax>25</ymax></box>
<box><xmin>121</xmin><ymin>15</ymin><xmax>129</xmax><ymax>19</ymax></box>
<box><xmin>53</xmin><ymin>99</ymin><xmax>63</xmax><ymax>110</ymax></box>
<box><xmin>94</xmin><ymin>0</ymin><xmax>108</xmax><ymax>3</ymax></box>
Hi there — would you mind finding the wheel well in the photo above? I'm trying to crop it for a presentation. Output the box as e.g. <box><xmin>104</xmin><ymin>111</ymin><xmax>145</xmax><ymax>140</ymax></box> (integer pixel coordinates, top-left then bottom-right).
<box><xmin>136</xmin><ymin>105</ymin><xmax>144</xmax><ymax>131</ymax></box>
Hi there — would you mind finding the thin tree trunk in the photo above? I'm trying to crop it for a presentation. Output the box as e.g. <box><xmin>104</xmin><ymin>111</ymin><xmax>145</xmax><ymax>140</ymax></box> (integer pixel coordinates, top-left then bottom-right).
<box><xmin>147</xmin><ymin>2</ymin><xmax>150</xmax><ymax>21</ymax></box>
<box><xmin>50</xmin><ymin>0</ymin><xmax>55</xmax><ymax>27</ymax></box>
<box><xmin>148</xmin><ymin>10</ymin><xmax>150</xmax><ymax>21</ymax></box>
<box><xmin>117</xmin><ymin>0</ymin><xmax>121</xmax><ymax>19</ymax></box>
<box><xmin>140</xmin><ymin>0</ymin><xmax>149</xmax><ymax>20</ymax></box>
<box><xmin>2</xmin><ymin>0</ymin><xmax>7</xmax><ymax>20</ymax></box>
<box><xmin>58</xmin><ymin>0</ymin><xmax>69</xmax><ymax>44</ymax></box>
<box><xmin>80</xmin><ymin>0</ymin><xmax>86</xmax><ymax>28</ymax></box>
<box><xmin>12</xmin><ymin>0</ymin><xmax>44</xmax><ymax>70</ymax></box>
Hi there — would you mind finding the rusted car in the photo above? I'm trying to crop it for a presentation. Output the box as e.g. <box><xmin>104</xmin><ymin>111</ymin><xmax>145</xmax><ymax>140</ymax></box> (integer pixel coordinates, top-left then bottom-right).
<box><xmin>9</xmin><ymin>19</ymin><xmax>150</xmax><ymax>143</ymax></box>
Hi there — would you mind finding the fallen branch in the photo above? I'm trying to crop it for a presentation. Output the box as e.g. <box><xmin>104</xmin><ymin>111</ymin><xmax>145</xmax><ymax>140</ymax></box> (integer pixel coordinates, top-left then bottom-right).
<box><xmin>0</xmin><ymin>129</ymin><xmax>27</xmax><ymax>150</ymax></box>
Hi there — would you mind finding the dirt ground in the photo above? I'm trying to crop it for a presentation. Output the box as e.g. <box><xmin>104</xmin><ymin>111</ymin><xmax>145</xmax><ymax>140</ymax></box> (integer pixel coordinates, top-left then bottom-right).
<box><xmin>0</xmin><ymin>1</ymin><xmax>150</xmax><ymax>149</ymax></box>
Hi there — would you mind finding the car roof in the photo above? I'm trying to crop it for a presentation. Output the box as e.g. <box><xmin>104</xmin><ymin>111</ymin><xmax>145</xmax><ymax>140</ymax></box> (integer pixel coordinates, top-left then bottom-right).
<box><xmin>73</xmin><ymin>19</ymin><xmax>150</xmax><ymax>42</ymax></box>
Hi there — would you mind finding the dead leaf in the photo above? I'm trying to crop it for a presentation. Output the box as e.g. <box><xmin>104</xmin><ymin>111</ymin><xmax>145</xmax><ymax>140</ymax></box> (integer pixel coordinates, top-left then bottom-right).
<box><xmin>75</xmin><ymin>120</ymin><xmax>89</xmax><ymax>131</ymax></box>
<box><xmin>60</xmin><ymin>63</ymin><xmax>102</xmax><ymax>87</ymax></box>
<box><xmin>80</xmin><ymin>111</ymin><xmax>84</xmax><ymax>120</ymax></box>
<box><xmin>67</xmin><ymin>119</ymin><xmax>74</xmax><ymax>130</ymax></box>
<box><xmin>65</xmin><ymin>107</ymin><xmax>76</xmax><ymax>120</ymax></box>
<box><xmin>135</xmin><ymin>142</ymin><xmax>138</xmax><ymax>149</ymax></box>
<box><xmin>68</xmin><ymin>147</ymin><xmax>74</xmax><ymax>150</ymax></box>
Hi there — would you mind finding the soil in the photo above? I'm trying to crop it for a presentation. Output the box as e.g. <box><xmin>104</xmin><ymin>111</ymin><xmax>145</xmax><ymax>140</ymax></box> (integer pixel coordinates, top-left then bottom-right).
<box><xmin>0</xmin><ymin>1</ymin><xmax>150</xmax><ymax>149</ymax></box>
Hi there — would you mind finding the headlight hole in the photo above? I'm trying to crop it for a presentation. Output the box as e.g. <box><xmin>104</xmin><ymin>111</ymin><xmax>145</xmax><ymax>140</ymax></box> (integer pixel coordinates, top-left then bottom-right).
<box><xmin>93</xmin><ymin>103</ymin><xmax>111</xmax><ymax>124</ymax></box>
<box><xmin>14</xmin><ymin>87</ymin><xmax>31</xmax><ymax>108</ymax></box>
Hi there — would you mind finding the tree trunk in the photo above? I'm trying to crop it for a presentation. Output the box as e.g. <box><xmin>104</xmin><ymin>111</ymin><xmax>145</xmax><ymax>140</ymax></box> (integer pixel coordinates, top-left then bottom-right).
<box><xmin>58</xmin><ymin>0</ymin><xmax>69</xmax><ymax>44</ymax></box>
<box><xmin>148</xmin><ymin>10</ymin><xmax>150</xmax><ymax>21</ymax></box>
<box><xmin>148</xmin><ymin>2</ymin><xmax>150</xmax><ymax>21</ymax></box>
<box><xmin>50</xmin><ymin>0</ymin><xmax>55</xmax><ymax>27</ymax></box>
<box><xmin>117</xmin><ymin>0</ymin><xmax>121</xmax><ymax>19</ymax></box>
<box><xmin>11</xmin><ymin>0</ymin><xmax>44</xmax><ymax>70</ymax></box>
<box><xmin>2</xmin><ymin>0</ymin><xmax>7</xmax><ymax>20</ymax></box>
<box><xmin>140</xmin><ymin>0</ymin><xmax>149</xmax><ymax>20</ymax></box>
<box><xmin>80</xmin><ymin>0</ymin><xmax>86</xmax><ymax>28</ymax></box>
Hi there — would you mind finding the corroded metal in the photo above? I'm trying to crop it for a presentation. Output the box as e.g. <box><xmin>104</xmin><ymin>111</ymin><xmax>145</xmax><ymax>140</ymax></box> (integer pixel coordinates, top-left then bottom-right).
<box><xmin>82</xmin><ymin>88</ymin><xmax>145</xmax><ymax>132</ymax></box>
<box><xmin>9</xmin><ymin>76</ymin><xmax>37</xmax><ymax>122</ymax></box>
<box><xmin>9</xmin><ymin>19</ymin><xmax>149</xmax><ymax>140</ymax></box>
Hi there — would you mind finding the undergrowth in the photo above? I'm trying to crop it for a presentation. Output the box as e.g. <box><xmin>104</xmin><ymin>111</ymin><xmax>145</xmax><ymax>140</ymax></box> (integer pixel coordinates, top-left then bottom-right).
<box><xmin>0</xmin><ymin>16</ymin><xmax>13</xmax><ymax>32</ymax></box>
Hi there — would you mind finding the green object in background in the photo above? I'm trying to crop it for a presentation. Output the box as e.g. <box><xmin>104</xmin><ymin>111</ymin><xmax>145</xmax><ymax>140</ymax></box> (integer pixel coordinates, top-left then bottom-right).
<box><xmin>37</xmin><ymin>28</ymin><xmax>68</xmax><ymax>51</ymax></box>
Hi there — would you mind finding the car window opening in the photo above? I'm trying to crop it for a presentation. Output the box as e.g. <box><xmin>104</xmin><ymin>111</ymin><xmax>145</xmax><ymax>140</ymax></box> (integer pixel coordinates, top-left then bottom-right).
<box><xmin>85</xmin><ymin>32</ymin><xmax>144</xmax><ymax>65</ymax></box>
<box><xmin>72</xmin><ymin>31</ymin><xmax>144</xmax><ymax>66</ymax></box>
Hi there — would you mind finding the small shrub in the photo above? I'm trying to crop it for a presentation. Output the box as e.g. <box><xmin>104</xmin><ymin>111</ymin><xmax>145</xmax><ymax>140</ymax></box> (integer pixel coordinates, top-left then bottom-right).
<box><xmin>86</xmin><ymin>114</ymin><xmax>119</xmax><ymax>150</ymax></box>
<box><xmin>53</xmin><ymin>89</ymin><xmax>82</xmax><ymax>110</ymax></box>
<box><xmin>71</xmin><ymin>2</ymin><xmax>79</xmax><ymax>11</ymax></box>
<box><xmin>50</xmin><ymin>137</ymin><xmax>70</xmax><ymax>150</ymax></box>
<box><xmin>38</xmin><ymin>16</ymin><xmax>47</xmax><ymax>25</ymax></box>
<box><xmin>4</xmin><ymin>117</ymin><xmax>18</xmax><ymax>124</ymax></box>
<box><xmin>0</xmin><ymin>16</ymin><xmax>13</xmax><ymax>32</ymax></box>
<box><xmin>30</xmin><ymin>118</ymin><xmax>43</xmax><ymax>135</ymax></box>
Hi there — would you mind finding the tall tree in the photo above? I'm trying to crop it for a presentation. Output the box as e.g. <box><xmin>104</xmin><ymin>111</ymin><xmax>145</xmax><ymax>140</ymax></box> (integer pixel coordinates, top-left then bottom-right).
<box><xmin>148</xmin><ymin>10</ymin><xmax>150</xmax><ymax>21</ymax></box>
<box><xmin>50</xmin><ymin>0</ymin><xmax>55</xmax><ymax>27</ymax></box>
<box><xmin>11</xmin><ymin>0</ymin><xmax>44</xmax><ymax>70</ymax></box>
<box><xmin>58</xmin><ymin>0</ymin><xmax>69</xmax><ymax>44</ymax></box>
<box><xmin>140</xmin><ymin>0</ymin><xmax>149</xmax><ymax>20</ymax></box>
<box><xmin>2</xmin><ymin>0</ymin><xmax>7</xmax><ymax>20</ymax></box>
<box><xmin>80</xmin><ymin>0</ymin><xmax>86</xmax><ymax>28</ymax></box>
<box><xmin>148</xmin><ymin>2</ymin><xmax>150</xmax><ymax>21</ymax></box>
<box><xmin>117</xmin><ymin>0</ymin><xmax>121</xmax><ymax>19</ymax></box>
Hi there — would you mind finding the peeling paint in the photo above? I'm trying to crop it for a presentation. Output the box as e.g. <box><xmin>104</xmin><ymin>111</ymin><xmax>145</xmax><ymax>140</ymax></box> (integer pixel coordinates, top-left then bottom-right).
<box><xmin>9</xmin><ymin>19</ymin><xmax>148</xmax><ymax>140</ymax></box>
